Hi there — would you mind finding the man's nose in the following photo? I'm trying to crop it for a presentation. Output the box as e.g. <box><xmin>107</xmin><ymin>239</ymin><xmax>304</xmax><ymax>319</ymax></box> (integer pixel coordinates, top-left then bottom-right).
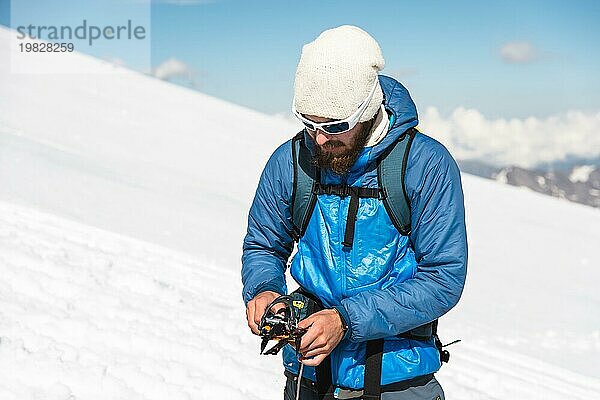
<box><xmin>315</xmin><ymin>130</ymin><xmax>330</xmax><ymax>145</ymax></box>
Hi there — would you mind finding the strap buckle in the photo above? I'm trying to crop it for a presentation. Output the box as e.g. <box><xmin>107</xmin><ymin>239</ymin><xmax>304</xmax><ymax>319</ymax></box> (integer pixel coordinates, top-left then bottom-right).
<box><xmin>333</xmin><ymin>387</ymin><xmax>363</xmax><ymax>399</ymax></box>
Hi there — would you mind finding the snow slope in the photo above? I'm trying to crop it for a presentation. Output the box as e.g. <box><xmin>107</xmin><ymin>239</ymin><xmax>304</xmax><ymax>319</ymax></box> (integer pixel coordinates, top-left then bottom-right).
<box><xmin>0</xmin><ymin>200</ymin><xmax>283</xmax><ymax>400</ymax></box>
<box><xmin>2</xmin><ymin>26</ymin><xmax>600</xmax><ymax>398</ymax></box>
<box><xmin>0</xmin><ymin>25</ymin><xmax>299</xmax><ymax>267</ymax></box>
<box><xmin>452</xmin><ymin>175</ymin><xmax>600</xmax><ymax>377</ymax></box>
<box><xmin>1</xmin><ymin>200</ymin><xmax>599</xmax><ymax>400</ymax></box>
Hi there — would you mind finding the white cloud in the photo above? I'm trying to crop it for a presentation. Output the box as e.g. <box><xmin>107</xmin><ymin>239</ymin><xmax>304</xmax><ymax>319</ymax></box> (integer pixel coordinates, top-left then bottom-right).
<box><xmin>418</xmin><ymin>107</ymin><xmax>600</xmax><ymax>168</ymax></box>
<box><xmin>152</xmin><ymin>58</ymin><xmax>194</xmax><ymax>81</ymax></box>
<box><xmin>500</xmin><ymin>41</ymin><xmax>540</xmax><ymax>64</ymax></box>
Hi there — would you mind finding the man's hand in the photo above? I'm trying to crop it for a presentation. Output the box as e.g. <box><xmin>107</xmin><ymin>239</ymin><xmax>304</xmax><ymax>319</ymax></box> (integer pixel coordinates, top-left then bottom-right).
<box><xmin>246</xmin><ymin>290</ymin><xmax>281</xmax><ymax>335</ymax></box>
<box><xmin>297</xmin><ymin>309</ymin><xmax>346</xmax><ymax>366</ymax></box>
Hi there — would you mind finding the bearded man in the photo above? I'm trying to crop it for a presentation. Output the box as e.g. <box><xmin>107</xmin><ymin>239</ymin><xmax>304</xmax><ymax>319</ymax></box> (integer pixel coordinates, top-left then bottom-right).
<box><xmin>242</xmin><ymin>25</ymin><xmax>468</xmax><ymax>400</ymax></box>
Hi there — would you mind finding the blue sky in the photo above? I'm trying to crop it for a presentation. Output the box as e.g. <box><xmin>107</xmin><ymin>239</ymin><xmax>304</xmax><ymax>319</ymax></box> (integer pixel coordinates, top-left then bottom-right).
<box><xmin>2</xmin><ymin>0</ymin><xmax>599</xmax><ymax>119</ymax></box>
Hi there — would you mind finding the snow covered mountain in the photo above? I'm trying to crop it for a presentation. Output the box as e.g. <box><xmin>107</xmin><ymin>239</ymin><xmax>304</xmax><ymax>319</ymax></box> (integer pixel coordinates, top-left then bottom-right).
<box><xmin>458</xmin><ymin>160</ymin><xmax>600</xmax><ymax>208</ymax></box>
<box><xmin>495</xmin><ymin>164</ymin><xmax>600</xmax><ymax>207</ymax></box>
<box><xmin>1</xmin><ymin>26</ymin><xmax>599</xmax><ymax>399</ymax></box>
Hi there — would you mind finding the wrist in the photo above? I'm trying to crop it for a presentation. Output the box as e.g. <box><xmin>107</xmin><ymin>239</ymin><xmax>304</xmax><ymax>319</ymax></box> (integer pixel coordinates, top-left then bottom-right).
<box><xmin>332</xmin><ymin>306</ymin><xmax>349</xmax><ymax>333</ymax></box>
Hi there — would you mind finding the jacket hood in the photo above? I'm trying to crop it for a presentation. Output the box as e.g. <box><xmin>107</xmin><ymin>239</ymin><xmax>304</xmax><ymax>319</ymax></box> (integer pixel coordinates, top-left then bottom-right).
<box><xmin>367</xmin><ymin>75</ymin><xmax>419</xmax><ymax>162</ymax></box>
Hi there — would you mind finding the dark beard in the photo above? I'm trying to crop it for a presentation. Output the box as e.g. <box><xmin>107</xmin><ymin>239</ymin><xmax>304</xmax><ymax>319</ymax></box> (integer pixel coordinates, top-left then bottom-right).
<box><xmin>312</xmin><ymin>123</ymin><xmax>372</xmax><ymax>176</ymax></box>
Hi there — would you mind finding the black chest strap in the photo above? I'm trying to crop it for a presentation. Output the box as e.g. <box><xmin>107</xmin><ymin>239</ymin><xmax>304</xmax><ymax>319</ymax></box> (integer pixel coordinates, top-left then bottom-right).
<box><xmin>314</xmin><ymin>183</ymin><xmax>381</xmax><ymax>248</ymax></box>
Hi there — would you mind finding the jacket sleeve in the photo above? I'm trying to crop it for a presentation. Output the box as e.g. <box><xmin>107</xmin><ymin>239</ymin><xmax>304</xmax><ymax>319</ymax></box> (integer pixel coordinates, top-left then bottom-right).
<box><xmin>241</xmin><ymin>141</ymin><xmax>295</xmax><ymax>305</ymax></box>
<box><xmin>339</xmin><ymin>136</ymin><xmax>468</xmax><ymax>342</ymax></box>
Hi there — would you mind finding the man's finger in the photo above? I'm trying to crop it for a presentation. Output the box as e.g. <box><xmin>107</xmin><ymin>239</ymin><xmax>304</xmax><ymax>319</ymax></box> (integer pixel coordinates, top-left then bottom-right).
<box><xmin>246</xmin><ymin>301</ymin><xmax>259</xmax><ymax>334</ymax></box>
<box><xmin>253</xmin><ymin>298</ymin><xmax>268</xmax><ymax>327</ymax></box>
<box><xmin>300</xmin><ymin>353</ymin><xmax>327</xmax><ymax>367</ymax></box>
<box><xmin>302</xmin><ymin>336</ymin><xmax>327</xmax><ymax>353</ymax></box>
<box><xmin>297</xmin><ymin>314</ymin><xmax>316</xmax><ymax>330</ymax></box>
<box><xmin>300</xmin><ymin>343</ymin><xmax>329</xmax><ymax>359</ymax></box>
<box><xmin>298</xmin><ymin>324</ymin><xmax>320</xmax><ymax>354</ymax></box>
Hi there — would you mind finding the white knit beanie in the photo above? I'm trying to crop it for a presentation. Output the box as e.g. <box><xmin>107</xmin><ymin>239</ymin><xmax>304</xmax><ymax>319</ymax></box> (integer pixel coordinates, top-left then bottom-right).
<box><xmin>294</xmin><ymin>25</ymin><xmax>385</xmax><ymax>122</ymax></box>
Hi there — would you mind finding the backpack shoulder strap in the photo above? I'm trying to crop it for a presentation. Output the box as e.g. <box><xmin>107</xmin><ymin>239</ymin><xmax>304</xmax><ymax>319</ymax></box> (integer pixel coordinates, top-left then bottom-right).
<box><xmin>377</xmin><ymin>127</ymin><xmax>417</xmax><ymax>236</ymax></box>
<box><xmin>291</xmin><ymin>131</ymin><xmax>319</xmax><ymax>241</ymax></box>
<box><xmin>363</xmin><ymin>339</ymin><xmax>384</xmax><ymax>400</ymax></box>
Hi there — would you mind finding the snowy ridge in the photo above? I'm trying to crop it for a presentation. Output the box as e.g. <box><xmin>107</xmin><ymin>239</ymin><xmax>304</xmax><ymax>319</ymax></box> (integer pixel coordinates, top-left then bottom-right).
<box><xmin>1</xmin><ymin>201</ymin><xmax>599</xmax><ymax>399</ymax></box>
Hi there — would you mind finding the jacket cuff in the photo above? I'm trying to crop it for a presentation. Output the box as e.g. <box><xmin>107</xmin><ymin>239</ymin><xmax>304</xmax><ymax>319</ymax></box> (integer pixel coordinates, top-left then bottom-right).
<box><xmin>333</xmin><ymin>304</ymin><xmax>351</xmax><ymax>341</ymax></box>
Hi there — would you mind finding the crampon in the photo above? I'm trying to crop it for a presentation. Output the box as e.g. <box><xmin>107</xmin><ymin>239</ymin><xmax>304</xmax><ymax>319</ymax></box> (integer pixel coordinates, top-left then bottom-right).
<box><xmin>258</xmin><ymin>294</ymin><xmax>310</xmax><ymax>355</ymax></box>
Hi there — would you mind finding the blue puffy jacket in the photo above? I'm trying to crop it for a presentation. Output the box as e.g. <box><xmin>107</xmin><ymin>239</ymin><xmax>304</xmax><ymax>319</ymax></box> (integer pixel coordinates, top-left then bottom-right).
<box><xmin>242</xmin><ymin>75</ymin><xmax>467</xmax><ymax>389</ymax></box>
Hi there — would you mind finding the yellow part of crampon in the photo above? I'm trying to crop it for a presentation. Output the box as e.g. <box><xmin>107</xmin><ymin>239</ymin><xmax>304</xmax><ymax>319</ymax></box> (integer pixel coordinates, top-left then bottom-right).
<box><xmin>292</xmin><ymin>300</ymin><xmax>305</xmax><ymax>309</ymax></box>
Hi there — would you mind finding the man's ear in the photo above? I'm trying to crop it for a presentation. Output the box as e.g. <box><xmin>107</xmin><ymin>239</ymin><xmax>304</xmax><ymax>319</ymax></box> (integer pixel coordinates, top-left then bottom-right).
<box><xmin>361</xmin><ymin>116</ymin><xmax>377</xmax><ymax>137</ymax></box>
